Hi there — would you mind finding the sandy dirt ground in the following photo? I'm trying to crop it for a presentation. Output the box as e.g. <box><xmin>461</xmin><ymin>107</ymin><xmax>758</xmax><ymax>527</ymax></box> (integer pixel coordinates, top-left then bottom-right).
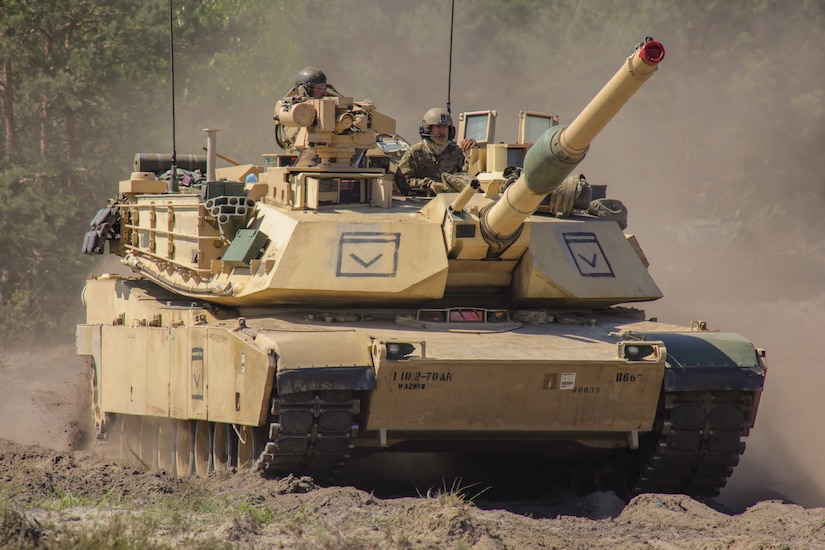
<box><xmin>2</xmin><ymin>322</ymin><xmax>825</xmax><ymax>548</ymax></box>
<box><xmin>2</xmin><ymin>434</ymin><xmax>824</xmax><ymax>549</ymax></box>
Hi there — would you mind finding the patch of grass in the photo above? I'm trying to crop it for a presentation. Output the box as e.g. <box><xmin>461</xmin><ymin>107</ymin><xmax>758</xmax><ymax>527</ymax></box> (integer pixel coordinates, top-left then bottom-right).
<box><xmin>229</xmin><ymin>498</ymin><xmax>274</xmax><ymax>525</ymax></box>
<box><xmin>57</xmin><ymin>514</ymin><xmax>164</xmax><ymax>550</ymax></box>
<box><xmin>0</xmin><ymin>506</ymin><xmax>45</xmax><ymax>549</ymax></box>
<box><xmin>145</xmin><ymin>487</ymin><xmax>275</xmax><ymax>526</ymax></box>
<box><xmin>423</xmin><ymin>478</ymin><xmax>489</xmax><ymax>509</ymax></box>
<box><xmin>2</xmin><ymin>477</ymin><xmax>296</xmax><ymax>547</ymax></box>
<box><xmin>41</xmin><ymin>487</ymin><xmax>121</xmax><ymax>511</ymax></box>
<box><xmin>291</xmin><ymin>504</ymin><xmax>312</xmax><ymax>523</ymax></box>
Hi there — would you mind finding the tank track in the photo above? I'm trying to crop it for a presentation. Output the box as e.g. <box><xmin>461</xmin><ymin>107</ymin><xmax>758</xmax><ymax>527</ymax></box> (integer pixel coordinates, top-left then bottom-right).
<box><xmin>255</xmin><ymin>390</ymin><xmax>360</xmax><ymax>480</ymax></box>
<box><xmin>633</xmin><ymin>390</ymin><xmax>757</xmax><ymax>497</ymax></box>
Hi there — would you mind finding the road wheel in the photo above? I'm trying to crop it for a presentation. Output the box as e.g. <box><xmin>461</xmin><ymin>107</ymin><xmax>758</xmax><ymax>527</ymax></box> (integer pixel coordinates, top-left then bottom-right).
<box><xmin>175</xmin><ymin>420</ymin><xmax>193</xmax><ymax>476</ymax></box>
<box><xmin>213</xmin><ymin>423</ymin><xmax>229</xmax><ymax>472</ymax></box>
<box><xmin>138</xmin><ymin>419</ymin><xmax>157</xmax><ymax>468</ymax></box>
<box><xmin>120</xmin><ymin>415</ymin><xmax>142</xmax><ymax>465</ymax></box>
<box><xmin>157</xmin><ymin>419</ymin><xmax>176</xmax><ymax>474</ymax></box>
<box><xmin>194</xmin><ymin>420</ymin><xmax>211</xmax><ymax>476</ymax></box>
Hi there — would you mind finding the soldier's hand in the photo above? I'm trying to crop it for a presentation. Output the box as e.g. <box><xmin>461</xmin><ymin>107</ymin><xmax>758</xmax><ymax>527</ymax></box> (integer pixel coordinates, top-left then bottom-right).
<box><xmin>459</xmin><ymin>138</ymin><xmax>477</xmax><ymax>152</ymax></box>
<box><xmin>441</xmin><ymin>172</ymin><xmax>470</xmax><ymax>192</ymax></box>
<box><xmin>428</xmin><ymin>181</ymin><xmax>447</xmax><ymax>193</ymax></box>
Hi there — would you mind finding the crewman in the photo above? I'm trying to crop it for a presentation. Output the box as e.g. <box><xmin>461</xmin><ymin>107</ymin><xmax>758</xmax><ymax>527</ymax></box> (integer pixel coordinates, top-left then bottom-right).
<box><xmin>394</xmin><ymin>107</ymin><xmax>477</xmax><ymax>195</ymax></box>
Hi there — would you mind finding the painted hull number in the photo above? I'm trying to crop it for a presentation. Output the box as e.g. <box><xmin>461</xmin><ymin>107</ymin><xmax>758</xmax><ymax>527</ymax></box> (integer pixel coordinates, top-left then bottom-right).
<box><xmin>392</xmin><ymin>370</ymin><xmax>453</xmax><ymax>390</ymax></box>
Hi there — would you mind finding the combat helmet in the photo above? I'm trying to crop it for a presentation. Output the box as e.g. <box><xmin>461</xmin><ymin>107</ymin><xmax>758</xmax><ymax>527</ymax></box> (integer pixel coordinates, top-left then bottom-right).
<box><xmin>294</xmin><ymin>67</ymin><xmax>328</xmax><ymax>97</ymax></box>
<box><xmin>419</xmin><ymin>107</ymin><xmax>456</xmax><ymax>140</ymax></box>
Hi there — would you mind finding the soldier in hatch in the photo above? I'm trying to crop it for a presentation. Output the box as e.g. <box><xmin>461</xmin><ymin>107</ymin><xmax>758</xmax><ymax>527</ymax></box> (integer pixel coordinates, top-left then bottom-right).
<box><xmin>394</xmin><ymin>107</ymin><xmax>477</xmax><ymax>195</ymax></box>
<box><xmin>288</xmin><ymin>67</ymin><xmax>342</xmax><ymax>99</ymax></box>
<box><xmin>276</xmin><ymin>67</ymin><xmax>344</xmax><ymax>152</ymax></box>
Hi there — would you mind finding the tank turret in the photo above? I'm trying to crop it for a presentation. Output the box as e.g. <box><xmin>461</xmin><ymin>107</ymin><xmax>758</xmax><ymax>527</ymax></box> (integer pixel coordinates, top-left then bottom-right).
<box><xmin>480</xmin><ymin>38</ymin><xmax>665</xmax><ymax>255</ymax></box>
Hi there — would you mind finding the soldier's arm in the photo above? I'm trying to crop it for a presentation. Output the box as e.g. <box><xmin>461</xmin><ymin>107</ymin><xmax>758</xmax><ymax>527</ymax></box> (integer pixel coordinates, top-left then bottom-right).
<box><xmin>448</xmin><ymin>145</ymin><xmax>470</xmax><ymax>174</ymax></box>
<box><xmin>396</xmin><ymin>154</ymin><xmax>436</xmax><ymax>190</ymax></box>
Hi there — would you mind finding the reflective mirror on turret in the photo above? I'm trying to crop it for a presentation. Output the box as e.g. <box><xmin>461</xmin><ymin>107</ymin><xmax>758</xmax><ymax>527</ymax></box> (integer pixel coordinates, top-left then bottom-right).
<box><xmin>457</xmin><ymin>110</ymin><xmax>496</xmax><ymax>145</ymax></box>
<box><xmin>517</xmin><ymin>111</ymin><xmax>559</xmax><ymax>145</ymax></box>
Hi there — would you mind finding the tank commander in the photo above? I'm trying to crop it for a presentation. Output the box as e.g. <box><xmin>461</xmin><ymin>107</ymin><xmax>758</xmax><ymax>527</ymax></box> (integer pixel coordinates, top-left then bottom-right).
<box><xmin>287</xmin><ymin>66</ymin><xmax>342</xmax><ymax>99</ymax></box>
<box><xmin>394</xmin><ymin>107</ymin><xmax>477</xmax><ymax>195</ymax></box>
<box><xmin>275</xmin><ymin>67</ymin><xmax>344</xmax><ymax>152</ymax></box>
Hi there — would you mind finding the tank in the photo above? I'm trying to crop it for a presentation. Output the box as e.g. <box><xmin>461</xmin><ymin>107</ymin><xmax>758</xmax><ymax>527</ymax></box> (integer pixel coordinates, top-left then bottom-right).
<box><xmin>77</xmin><ymin>38</ymin><xmax>765</xmax><ymax>497</ymax></box>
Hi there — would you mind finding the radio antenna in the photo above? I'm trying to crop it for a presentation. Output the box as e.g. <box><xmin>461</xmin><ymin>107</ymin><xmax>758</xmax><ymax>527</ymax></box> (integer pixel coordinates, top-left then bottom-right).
<box><xmin>446</xmin><ymin>0</ymin><xmax>455</xmax><ymax>114</ymax></box>
<box><xmin>169</xmin><ymin>0</ymin><xmax>178</xmax><ymax>190</ymax></box>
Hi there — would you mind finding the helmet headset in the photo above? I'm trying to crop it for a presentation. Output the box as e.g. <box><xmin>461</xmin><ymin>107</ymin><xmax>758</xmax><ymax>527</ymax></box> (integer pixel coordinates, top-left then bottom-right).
<box><xmin>419</xmin><ymin>107</ymin><xmax>455</xmax><ymax>140</ymax></box>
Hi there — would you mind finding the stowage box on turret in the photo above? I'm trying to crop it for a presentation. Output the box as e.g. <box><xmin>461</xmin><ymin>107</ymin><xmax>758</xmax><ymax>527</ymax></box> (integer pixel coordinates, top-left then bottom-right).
<box><xmin>78</xmin><ymin>38</ymin><xmax>765</xmax><ymax>497</ymax></box>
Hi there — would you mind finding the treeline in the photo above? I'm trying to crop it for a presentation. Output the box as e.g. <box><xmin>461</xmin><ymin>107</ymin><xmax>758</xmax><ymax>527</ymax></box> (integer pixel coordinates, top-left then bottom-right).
<box><xmin>0</xmin><ymin>0</ymin><xmax>254</xmax><ymax>340</ymax></box>
<box><xmin>0</xmin><ymin>0</ymin><xmax>823</xmax><ymax>343</ymax></box>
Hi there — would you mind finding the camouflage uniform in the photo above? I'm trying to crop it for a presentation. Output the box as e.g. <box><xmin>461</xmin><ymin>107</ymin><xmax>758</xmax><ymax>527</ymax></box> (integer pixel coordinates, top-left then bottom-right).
<box><xmin>394</xmin><ymin>139</ymin><xmax>469</xmax><ymax>194</ymax></box>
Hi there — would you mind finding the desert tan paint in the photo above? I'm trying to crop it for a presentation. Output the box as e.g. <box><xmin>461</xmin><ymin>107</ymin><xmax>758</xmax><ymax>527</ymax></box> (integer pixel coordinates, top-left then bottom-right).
<box><xmin>78</xmin><ymin>278</ymin><xmax>274</xmax><ymax>427</ymax></box>
<box><xmin>117</xmin><ymin>170</ymin><xmax>661</xmax><ymax>306</ymax></box>
<box><xmin>367</xmin><ymin>358</ymin><xmax>665</xmax><ymax>433</ymax></box>
<box><xmin>87</xmin><ymin>325</ymin><xmax>273</xmax><ymax>426</ymax></box>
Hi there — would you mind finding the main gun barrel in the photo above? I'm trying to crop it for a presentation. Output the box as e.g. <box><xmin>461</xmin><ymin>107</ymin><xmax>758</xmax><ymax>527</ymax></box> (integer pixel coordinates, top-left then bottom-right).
<box><xmin>480</xmin><ymin>38</ymin><xmax>665</xmax><ymax>249</ymax></box>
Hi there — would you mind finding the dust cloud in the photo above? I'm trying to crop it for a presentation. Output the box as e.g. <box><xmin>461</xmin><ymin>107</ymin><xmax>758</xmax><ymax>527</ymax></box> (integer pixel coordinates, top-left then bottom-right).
<box><xmin>0</xmin><ymin>346</ymin><xmax>89</xmax><ymax>452</ymax></box>
<box><xmin>18</xmin><ymin>3</ymin><xmax>824</xmax><ymax>512</ymax></box>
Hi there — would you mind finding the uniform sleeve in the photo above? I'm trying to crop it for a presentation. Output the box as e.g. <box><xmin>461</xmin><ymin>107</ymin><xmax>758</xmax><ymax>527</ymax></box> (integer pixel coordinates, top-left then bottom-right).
<box><xmin>395</xmin><ymin>150</ymin><xmax>435</xmax><ymax>191</ymax></box>
<box><xmin>445</xmin><ymin>145</ymin><xmax>469</xmax><ymax>174</ymax></box>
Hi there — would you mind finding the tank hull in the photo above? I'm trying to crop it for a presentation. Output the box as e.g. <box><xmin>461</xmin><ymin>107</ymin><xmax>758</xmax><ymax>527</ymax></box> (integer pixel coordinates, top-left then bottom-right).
<box><xmin>77</xmin><ymin>276</ymin><xmax>764</xmax><ymax>496</ymax></box>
